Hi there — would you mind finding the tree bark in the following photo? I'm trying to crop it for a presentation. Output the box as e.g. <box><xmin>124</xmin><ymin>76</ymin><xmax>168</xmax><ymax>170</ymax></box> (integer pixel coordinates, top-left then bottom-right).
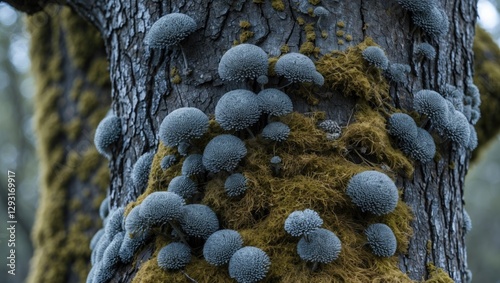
<box><xmin>14</xmin><ymin>0</ymin><xmax>481</xmax><ymax>282</ymax></box>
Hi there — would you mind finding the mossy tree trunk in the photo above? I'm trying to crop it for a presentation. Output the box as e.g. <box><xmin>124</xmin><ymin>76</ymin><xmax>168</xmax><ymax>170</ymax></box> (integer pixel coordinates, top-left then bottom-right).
<box><xmin>8</xmin><ymin>0</ymin><xmax>484</xmax><ymax>282</ymax></box>
<box><xmin>25</xmin><ymin>6</ymin><xmax>111</xmax><ymax>283</ymax></box>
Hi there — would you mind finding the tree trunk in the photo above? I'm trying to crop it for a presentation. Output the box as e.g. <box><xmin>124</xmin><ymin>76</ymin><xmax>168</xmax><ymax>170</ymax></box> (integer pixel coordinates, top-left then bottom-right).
<box><xmin>12</xmin><ymin>0</ymin><xmax>481</xmax><ymax>282</ymax></box>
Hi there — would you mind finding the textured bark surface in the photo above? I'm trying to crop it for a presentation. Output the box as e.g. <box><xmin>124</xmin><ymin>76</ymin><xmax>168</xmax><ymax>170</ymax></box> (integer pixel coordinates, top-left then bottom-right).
<box><xmin>14</xmin><ymin>0</ymin><xmax>479</xmax><ymax>282</ymax></box>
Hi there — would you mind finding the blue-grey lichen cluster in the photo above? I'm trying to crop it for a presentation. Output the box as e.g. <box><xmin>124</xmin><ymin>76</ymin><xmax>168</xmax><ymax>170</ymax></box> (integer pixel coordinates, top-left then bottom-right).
<box><xmin>180</xmin><ymin>204</ymin><xmax>220</xmax><ymax>239</ymax></box>
<box><xmin>397</xmin><ymin>0</ymin><xmax>448</xmax><ymax>38</ymax></box>
<box><xmin>257</xmin><ymin>88</ymin><xmax>293</xmax><ymax>117</ymax></box>
<box><xmin>203</xmin><ymin>229</ymin><xmax>243</xmax><ymax>266</ymax></box>
<box><xmin>167</xmin><ymin>175</ymin><xmax>198</xmax><ymax>199</ymax></box>
<box><xmin>131</xmin><ymin>151</ymin><xmax>155</xmax><ymax>192</ymax></box>
<box><xmin>261</xmin><ymin>122</ymin><xmax>290</xmax><ymax>142</ymax></box>
<box><xmin>228</xmin><ymin>246</ymin><xmax>271</xmax><ymax>283</ymax></box>
<box><xmin>346</xmin><ymin>171</ymin><xmax>399</xmax><ymax>215</ymax></box>
<box><xmin>157</xmin><ymin>242</ymin><xmax>192</xmax><ymax>270</ymax></box>
<box><xmin>463</xmin><ymin>209</ymin><xmax>472</xmax><ymax>233</ymax></box>
<box><xmin>181</xmin><ymin>154</ymin><xmax>205</xmax><ymax>177</ymax></box>
<box><xmin>159</xmin><ymin>107</ymin><xmax>209</xmax><ymax>147</ymax></box>
<box><xmin>387</xmin><ymin>113</ymin><xmax>436</xmax><ymax>162</ymax></box>
<box><xmin>218</xmin><ymin>44</ymin><xmax>269</xmax><ymax>82</ymax></box>
<box><xmin>413</xmin><ymin>88</ymin><xmax>479</xmax><ymax>149</ymax></box>
<box><xmin>215</xmin><ymin>89</ymin><xmax>262</xmax><ymax>131</ymax></box>
<box><xmin>144</xmin><ymin>13</ymin><xmax>196</xmax><ymax>49</ymax></box>
<box><xmin>297</xmin><ymin>228</ymin><xmax>342</xmax><ymax>264</ymax></box>
<box><xmin>202</xmin><ymin>134</ymin><xmax>247</xmax><ymax>173</ymax></box>
<box><xmin>161</xmin><ymin>154</ymin><xmax>177</xmax><ymax>170</ymax></box>
<box><xmin>385</xmin><ymin>63</ymin><xmax>411</xmax><ymax>84</ymax></box>
<box><xmin>365</xmin><ymin>223</ymin><xmax>397</xmax><ymax>257</ymax></box>
<box><xmin>362</xmin><ymin>46</ymin><xmax>389</xmax><ymax>70</ymax></box>
<box><xmin>275</xmin><ymin>52</ymin><xmax>324</xmax><ymax>85</ymax></box>
<box><xmin>284</xmin><ymin>209</ymin><xmax>323</xmax><ymax>237</ymax></box>
<box><xmin>140</xmin><ymin>191</ymin><xmax>185</xmax><ymax>224</ymax></box>
<box><xmin>284</xmin><ymin>209</ymin><xmax>342</xmax><ymax>267</ymax></box>
<box><xmin>94</xmin><ymin>115</ymin><xmax>121</xmax><ymax>159</ymax></box>
<box><xmin>414</xmin><ymin>42</ymin><xmax>436</xmax><ymax>60</ymax></box>
<box><xmin>224</xmin><ymin>173</ymin><xmax>248</xmax><ymax>197</ymax></box>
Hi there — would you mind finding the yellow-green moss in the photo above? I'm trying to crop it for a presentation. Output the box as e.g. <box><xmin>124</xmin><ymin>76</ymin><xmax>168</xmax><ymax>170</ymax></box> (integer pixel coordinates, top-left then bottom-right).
<box><xmin>272</xmin><ymin>0</ymin><xmax>285</xmax><ymax>11</ymax></box>
<box><xmin>338</xmin><ymin>39</ymin><xmax>345</xmax><ymax>45</ymax></box>
<box><xmin>345</xmin><ymin>34</ymin><xmax>353</xmax><ymax>42</ymax></box>
<box><xmin>78</xmin><ymin>90</ymin><xmax>100</xmax><ymax>116</ymax></box>
<box><xmin>64</xmin><ymin>118</ymin><xmax>82</xmax><ymax>141</ymax></box>
<box><xmin>299</xmin><ymin>41</ymin><xmax>320</xmax><ymax>57</ymax></box>
<box><xmin>253</xmin><ymin>0</ymin><xmax>264</xmax><ymax>3</ymax></box>
<box><xmin>424</xmin><ymin>264</ymin><xmax>454</xmax><ymax>283</ymax></box>
<box><xmin>336</xmin><ymin>30</ymin><xmax>345</xmax><ymax>37</ymax></box>
<box><xmin>129</xmin><ymin>109</ymin><xmax>414</xmax><ymax>282</ymax></box>
<box><xmin>321</xmin><ymin>30</ymin><xmax>328</xmax><ymax>38</ymax></box>
<box><xmin>239</xmin><ymin>20</ymin><xmax>251</xmax><ymax>29</ymax></box>
<box><xmin>268</xmin><ymin>57</ymin><xmax>279</xmax><ymax>76</ymax></box>
<box><xmin>297</xmin><ymin>17</ymin><xmax>306</xmax><ymax>26</ymax></box>
<box><xmin>170</xmin><ymin>67</ymin><xmax>182</xmax><ymax>84</ymax></box>
<box><xmin>305</xmin><ymin>23</ymin><xmax>316</xmax><ymax>41</ymax></box>
<box><xmin>239</xmin><ymin>30</ymin><xmax>255</xmax><ymax>43</ymax></box>
<box><xmin>473</xmin><ymin>27</ymin><xmax>500</xmax><ymax>159</ymax></box>
<box><xmin>308</xmin><ymin>0</ymin><xmax>321</xmax><ymax>5</ymax></box>
<box><xmin>337</xmin><ymin>21</ymin><xmax>345</xmax><ymax>28</ymax></box>
<box><xmin>280</xmin><ymin>44</ymin><xmax>290</xmax><ymax>54</ymax></box>
<box><xmin>316</xmin><ymin>38</ymin><xmax>392</xmax><ymax>109</ymax></box>
<box><xmin>87</xmin><ymin>58</ymin><xmax>110</xmax><ymax>87</ymax></box>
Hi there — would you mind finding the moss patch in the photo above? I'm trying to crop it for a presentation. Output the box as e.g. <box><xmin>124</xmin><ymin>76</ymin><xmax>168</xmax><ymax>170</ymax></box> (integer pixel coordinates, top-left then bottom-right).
<box><xmin>424</xmin><ymin>264</ymin><xmax>454</xmax><ymax>283</ymax></box>
<box><xmin>473</xmin><ymin>27</ymin><xmax>500</xmax><ymax>159</ymax></box>
<box><xmin>271</xmin><ymin>0</ymin><xmax>285</xmax><ymax>11</ymax></box>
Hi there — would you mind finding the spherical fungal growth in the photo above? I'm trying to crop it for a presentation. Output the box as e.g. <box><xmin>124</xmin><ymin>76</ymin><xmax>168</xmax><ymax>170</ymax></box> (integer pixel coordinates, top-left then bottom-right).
<box><xmin>385</xmin><ymin>63</ymin><xmax>410</xmax><ymax>83</ymax></box>
<box><xmin>387</xmin><ymin>113</ymin><xmax>418</xmax><ymax>142</ymax></box>
<box><xmin>284</xmin><ymin>209</ymin><xmax>323</xmax><ymax>237</ymax></box>
<box><xmin>167</xmin><ymin>175</ymin><xmax>198</xmax><ymax>199</ymax></box>
<box><xmin>203</xmin><ymin>229</ymin><xmax>243</xmax><ymax>266</ymax></box>
<box><xmin>144</xmin><ymin>13</ymin><xmax>196</xmax><ymax>49</ymax></box>
<box><xmin>225</xmin><ymin>173</ymin><xmax>248</xmax><ymax>197</ymax></box>
<box><xmin>159</xmin><ymin>107</ymin><xmax>209</xmax><ymax>147</ymax></box>
<box><xmin>215</xmin><ymin>89</ymin><xmax>261</xmax><ymax>131</ymax></box>
<box><xmin>94</xmin><ymin>115</ymin><xmax>121</xmax><ymax>159</ymax></box>
<box><xmin>261</xmin><ymin>122</ymin><xmax>290</xmax><ymax>142</ymax></box>
<box><xmin>180</xmin><ymin>204</ymin><xmax>219</xmax><ymax>239</ymax></box>
<box><xmin>229</xmin><ymin>246</ymin><xmax>271</xmax><ymax>283</ymax></box>
<box><xmin>413</xmin><ymin>89</ymin><xmax>448</xmax><ymax>126</ymax></box>
<box><xmin>99</xmin><ymin>197</ymin><xmax>110</xmax><ymax>220</ymax></box>
<box><xmin>181</xmin><ymin>154</ymin><xmax>205</xmax><ymax>176</ymax></box>
<box><xmin>397</xmin><ymin>0</ymin><xmax>433</xmax><ymax>13</ymax></box>
<box><xmin>365</xmin><ymin>223</ymin><xmax>397</xmax><ymax>257</ymax></box>
<box><xmin>257</xmin><ymin>88</ymin><xmax>293</xmax><ymax>117</ymax></box>
<box><xmin>202</xmin><ymin>134</ymin><xmax>247</xmax><ymax>173</ymax></box>
<box><xmin>161</xmin><ymin>155</ymin><xmax>177</xmax><ymax>170</ymax></box>
<box><xmin>139</xmin><ymin>192</ymin><xmax>185</xmax><ymax>225</ymax></box>
<box><xmin>346</xmin><ymin>171</ymin><xmax>399</xmax><ymax>215</ymax></box>
<box><xmin>362</xmin><ymin>46</ymin><xmax>389</xmax><ymax>70</ymax></box>
<box><xmin>412</xmin><ymin>7</ymin><xmax>449</xmax><ymax>38</ymax></box>
<box><xmin>218</xmin><ymin>44</ymin><xmax>269</xmax><ymax>82</ymax></box>
<box><xmin>415</xmin><ymin>42</ymin><xmax>436</xmax><ymax>60</ymax></box>
<box><xmin>124</xmin><ymin>205</ymin><xmax>150</xmax><ymax>235</ymax></box>
<box><xmin>157</xmin><ymin>242</ymin><xmax>191</xmax><ymax>270</ymax></box>
<box><xmin>275</xmin><ymin>53</ymin><xmax>324</xmax><ymax>85</ymax></box>
<box><xmin>131</xmin><ymin>152</ymin><xmax>155</xmax><ymax>191</ymax></box>
<box><xmin>297</xmin><ymin>228</ymin><xmax>342</xmax><ymax>263</ymax></box>
<box><xmin>405</xmin><ymin>128</ymin><xmax>436</xmax><ymax>163</ymax></box>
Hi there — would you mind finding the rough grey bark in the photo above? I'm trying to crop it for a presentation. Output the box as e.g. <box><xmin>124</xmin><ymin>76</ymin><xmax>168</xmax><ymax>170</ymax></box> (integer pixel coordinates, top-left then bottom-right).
<box><xmin>9</xmin><ymin>0</ymin><xmax>476</xmax><ymax>282</ymax></box>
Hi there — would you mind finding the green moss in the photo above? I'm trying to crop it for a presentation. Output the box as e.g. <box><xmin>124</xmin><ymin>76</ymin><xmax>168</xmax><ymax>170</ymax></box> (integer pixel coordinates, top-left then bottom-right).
<box><xmin>473</xmin><ymin>27</ymin><xmax>500</xmax><ymax>159</ymax></box>
<box><xmin>69</xmin><ymin>77</ymin><xmax>83</xmax><ymax>100</ymax></box>
<box><xmin>299</xmin><ymin>41</ymin><xmax>320</xmax><ymax>56</ymax></box>
<box><xmin>425</xmin><ymin>264</ymin><xmax>454</xmax><ymax>283</ymax></box>
<box><xmin>170</xmin><ymin>67</ymin><xmax>182</xmax><ymax>84</ymax></box>
<box><xmin>78</xmin><ymin>90</ymin><xmax>100</xmax><ymax>116</ymax></box>
<box><xmin>297</xmin><ymin>17</ymin><xmax>306</xmax><ymax>26</ymax></box>
<box><xmin>87</xmin><ymin>58</ymin><xmax>110</xmax><ymax>87</ymax></box>
<box><xmin>64</xmin><ymin>118</ymin><xmax>82</xmax><ymax>141</ymax></box>
<box><xmin>337</xmin><ymin>21</ymin><xmax>345</xmax><ymax>28</ymax></box>
<box><xmin>272</xmin><ymin>0</ymin><xmax>285</xmax><ymax>11</ymax></box>
<box><xmin>239</xmin><ymin>20</ymin><xmax>251</xmax><ymax>29</ymax></box>
<box><xmin>321</xmin><ymin>30</ymin><xmax>328</xmax><ymax>38</ymax></box>
<box><xmin>345</xmin><ymin>34</ymin><xmax>353</xmax><ymax>42</ymax></box>
<box><xmin>336</xmin><ymin>30</ymin><xmax>345</xmax><ymax>37</ymax></box>
<box><xmin>129</xmin><ymin>109</ymin><xmax>413</xmax><ymax>282</ymax></box>
<box><xmin>253</xmin><ymin>0</ymin><xmax>264</xmax><ymax>3</ymax></box>
<box><xmin>316</xmin><ymin>38</ymin><xmax>392</xmax><ymax>109</ymax></box>
<box><xmin>239</xmin><ymin>30</ymin><xmax>255</xmax><ymax>43</ymax></box>
<box><xmin>308</xmin><ymin>0</ymin><xmax>321</xmax><ymax>5</ymax></box>
<box><xmin>280</xmin><ymin>44</ymin><xmax>290</xmax><ymax>53</ymax></box>
<box><xmin>338</xmin><ymin>39</ymin><xmax>345</xmax><ymax>45</ymax></box>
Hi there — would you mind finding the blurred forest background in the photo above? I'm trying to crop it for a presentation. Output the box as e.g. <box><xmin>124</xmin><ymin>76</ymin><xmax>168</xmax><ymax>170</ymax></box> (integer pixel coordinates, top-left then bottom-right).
<box><xmin>0</xmin><ymin>1</ymin><xmax>498</xmax><ymax>282</ymax></box>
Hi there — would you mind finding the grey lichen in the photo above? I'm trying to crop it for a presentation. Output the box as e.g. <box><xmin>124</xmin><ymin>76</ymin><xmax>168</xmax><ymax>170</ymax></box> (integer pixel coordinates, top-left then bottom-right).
<box><xmin>144</xmin><ymin>13</ymin><xmax>196</xmax><ymax>49</ymax></box>
<box><xmin>181</xmin><ymin>154</ymin><xmax>205</xmax><ymax>176</ymax></box>
<box><xmin>224</xmin><ymin>173</ymin><xmax>248</xmax><ymax>197</ymax></box>
<box><xmin>131</xmin><ymin>151</ymin><xmax>155</xmax><ymax>192</ymax></box>
<box><xmin>284</xmin><ymin>209</ymin><xmax>323</xmax><ymax>237</ymax></box>
<box><xmin>365</xmin><ymin>223</ymin><xmax>397</xmax><ymax>257</ymax></box>
<box><xmin>362</xmin><ymin>46</ymin><xmax>389</xmax><ymax>70</ymax></box>
<box><xmin>257</xmin><ymin>88</ymin><xmax>293</xmax><ymax>117</ymax></box>
<box><xmin>180</xmin><ymin>204</ymin><xmax>219</xmax><ymax>239</ymax></box>
<box><xmin>161</xmin><ymin>154</ymin><xmax>177</xmax><ymax>170</ymax></box>
<box><xmin>94</xmin><ymin>115</ymin><xmax>121</xmax><ymax>159</ymax></box>
<box><xmin>159</xmin><ymin>107</ymin><xmax>209</xmax><ymax>147</ymax></box>
<box><xmin>261</xmin><ymin>122</ymin><xmax>290</xmax><ymax>142</ymax></box>
<box><xmin>215</xmin><ymin>89</ymin><xmax>261</xmax><ymax>131</ymax></box>
<box><xmin>218</xmin><ymin>43</ymin><xmax>269</xmax><ymax>82</ymax></box>
<box><xmin>296</xmin><ymin>228</ymin><xmax>342</xmax><ymax>264</ymax></box>
<box><xmin>157</xmin><ymin>242</ymin><xmax>192</xmax><ymax>270</ymax></box>
<box><xmin>167</xmin><ymin>175</ymin><xmax>198</xmax><ymax>199</ymax></box>
<box><xmin>203</xmin><ymin>229</ymin><xmax>243</xmax><ymax>266</ymax></box>
<box><xmin>202</xmin><ymin>134</ymin><xmax>247</xmax><ymax>173</ymax></box>
<box><xmin>346</xmin><ymin>171</ymin><xmax>399</xmax><ymax>215</ymax></box>
<box><xmin>275</xmin><ymin>52</ymin><xmax>324</xmax><ymax>85</ymax></box>
<box><xmin>229</xmin><ymin>246</ymin><xmax>271</xmax><ymax>283</ymax></box>
<box><xmin>415</xmin><ymin>42</ymin><xmax>436</xmax><ymax>60</ymax></box>
<box><xmin>139</xmin><ymin>191</ymin><xmax>185</xmax><ymax>225</ymax></box>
